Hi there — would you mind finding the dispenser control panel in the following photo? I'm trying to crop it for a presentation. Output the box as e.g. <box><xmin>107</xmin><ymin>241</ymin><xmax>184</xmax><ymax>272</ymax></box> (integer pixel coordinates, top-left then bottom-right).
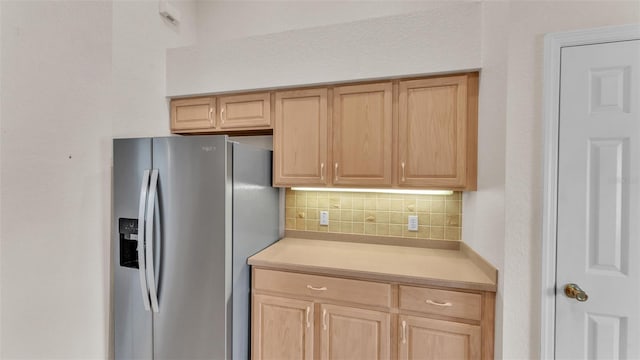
<box><xmin>119</xmin><ymin>218</ymin><xmax>139</xmax><ymax>269</ymax></box>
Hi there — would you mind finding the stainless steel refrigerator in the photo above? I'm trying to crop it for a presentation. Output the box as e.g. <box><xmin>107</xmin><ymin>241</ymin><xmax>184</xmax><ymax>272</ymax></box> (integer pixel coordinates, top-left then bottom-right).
<box><xmin>113</xmin><ymin>135</ymin><xmax>279</xmax><ymax>359</ymax></box>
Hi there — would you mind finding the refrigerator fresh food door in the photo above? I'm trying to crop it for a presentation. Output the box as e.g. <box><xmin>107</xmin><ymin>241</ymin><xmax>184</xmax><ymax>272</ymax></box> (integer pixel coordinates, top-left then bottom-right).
<box><xmin>231</xmin><ymin>143</ymin><xmax>280</xmax><ymax>360</ymax></box>
<box><xmin>113</xmin><ymin>138</ymin><xmax>153</xmax><ymax>359</ymax></box>
<box><xmin>152</xmin><ymin>136</ymin><xmax>231</xmax><ymax>360</ymax></box>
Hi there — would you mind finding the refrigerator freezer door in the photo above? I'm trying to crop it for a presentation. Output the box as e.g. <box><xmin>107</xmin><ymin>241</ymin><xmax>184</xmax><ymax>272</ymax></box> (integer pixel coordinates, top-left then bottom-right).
<box><xmin>113</xmin><ymin>138</ymin><xmax>153</xmax><ymax>359</ymax></box>
<box><xmin>231</xmin><ymin>143</ymin><xmax>280</xmax><ymax>360</ymax></box>
<box><xmin>152</xmin><ymin>136</ymin><xmax>231</xmax><ymax>360</ymax></box>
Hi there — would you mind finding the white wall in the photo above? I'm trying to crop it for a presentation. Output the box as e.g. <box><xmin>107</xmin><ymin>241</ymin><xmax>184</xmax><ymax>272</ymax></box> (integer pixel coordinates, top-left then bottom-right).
<box><xmin>1</xmin><ymin>2</ymin><xmax>113</xmax><ymax>357</ymax></box>
<box><xmin>195</xmin><ymin>0</ymin><xmax>456</xmax><ymax>44</ymax></box>
<box><xmin>501</xmin><ymin>2</ymin><xmax>639</xmax><ymax>358</ymax></box>
<box><xmin>112</xmin><ymin>1</ymin><xmax>197</xmax><ymax>138</ymax></box>
<box><xmin>0</xmin><ymin>3</ymin><xmax>3</xmax><ymax>357</ymax></box>
<box><xmin>167</xmin><ymin>2</ymin><xmax>482</xmax><ymax>96</ymax></box>
<box><xmin>463</xmin><ymin>3</ymin><xmax>510</xmax><ymax>357</ymax></box>
<box><xmin>0</xmin><ymin>1</ymin><xmax>197</xmax><ymax>357</ymax></box>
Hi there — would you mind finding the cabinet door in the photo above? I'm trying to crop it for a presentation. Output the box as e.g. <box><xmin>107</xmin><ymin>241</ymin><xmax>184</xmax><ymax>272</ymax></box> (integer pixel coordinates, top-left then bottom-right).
<box><xmin>319</xmin><ymin>304</ymin><xmax>390</xmax><ymax>360</ymax></box>
<box><xmin>399</xmin><ymin>315</ymin><xmax>481</xmax><ymax>360</ymax></box>
<box><xmin>333</xmin><ymin>83</ymin><xmax>393</xmax><ymax>186</ymax></box>
<box><xmin>252</xmin><ymin>294</ymin><xmax>314</xmax><ymax>360</ymax></box>
<box><xmin>398</xmin><ymin>74</ymin><xmax>477</xmax><ymax>189</ymax></box>
<box><xmin>274</xmin><ymin>88</ymin><xmax>328</xmax><ymax>186</ymax></box>
<box><xmin>218</xmin><ymin>92</ymin><xmax>271</xmax><ymax>130</ymax></box>
<box><xmin>170</xmin><ymin>97</ymin><xmax>215</xmax><ymax>131</ymax></box>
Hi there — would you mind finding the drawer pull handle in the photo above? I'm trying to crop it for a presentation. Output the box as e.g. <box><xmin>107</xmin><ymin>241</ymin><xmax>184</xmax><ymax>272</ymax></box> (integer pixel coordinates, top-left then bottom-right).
<box><xmin>305</xmin><ymin>306</ymin><xmax>311</xmax><ymax>328</ymax></box>
<box><xmin>426</xmin><ymin>299</ymin><xmax>453</xmax><ymax>307</ymax></box>
<box><xmin>401</xmin><ymin>320</ymin><xmax>407</xmax><ymax>344</ymax></box>
<box><xmin>307</xmin><ymin>285</ymin><xmax>328</xmax><ymax>291</ymax></box>
<box><xmin>322</xmin><ymin>309</ymin><xmax>328</xmax><ymax>331</ymax></box>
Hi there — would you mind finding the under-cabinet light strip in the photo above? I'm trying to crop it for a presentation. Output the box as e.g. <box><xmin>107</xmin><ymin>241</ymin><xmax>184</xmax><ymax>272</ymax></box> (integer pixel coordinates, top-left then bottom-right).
<box><xmin>290</xmin><ymin>187</ymin><xmax>453</xmax><ymax>196</ymax></box>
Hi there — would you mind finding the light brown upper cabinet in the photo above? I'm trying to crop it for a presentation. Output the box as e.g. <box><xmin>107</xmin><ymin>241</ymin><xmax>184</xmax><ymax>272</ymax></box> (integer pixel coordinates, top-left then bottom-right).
<box><xmin>273</xmin><ymin>89</ymin><xmax>328</xmax><ymax>185</ymax></box>
<box><xmin>332</xmin><ymin>83</ymin><xmax>393</xmax><ymax>186</ymax></box>
<box><xmin>398</xmin><ymin>73</ymin><xmax>478</xmax><ymax>190</ymax></box>
<box><xmin>272</xmin><ymin>73</ymin><xmax>478</xmax><ymax>189</ymax></box>
<box><xmin>170</xmin><ymin>91</ymin><xmax>272</xmax><ymax>134</ymax></box>
<box><xmin>218</xmin><ymin>92</ymin><xmax>271</xmax><ymax>130</ymax></box>
<box><xmin>171</xmin><ymin>97</ymin><xmax>216</xmax><ymax>132</ymax></box>
<box><xmin>172</xmin><ymin>72</ymin><xmax>478</xmax><ymax>189</ymax></box>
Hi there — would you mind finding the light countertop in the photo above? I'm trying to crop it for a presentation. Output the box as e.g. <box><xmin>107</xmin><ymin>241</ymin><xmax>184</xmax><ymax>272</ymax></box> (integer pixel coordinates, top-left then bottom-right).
<box><xmin>248</xmin><ymin>236</ymin><xmax>497</xmax><ymax>292</ymax></box>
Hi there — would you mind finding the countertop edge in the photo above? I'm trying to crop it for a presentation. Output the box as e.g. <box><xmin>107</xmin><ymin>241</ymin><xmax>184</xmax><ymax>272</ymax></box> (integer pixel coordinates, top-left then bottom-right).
<box><xmin>248</xmin><ymin>259</ymin><xmax>498</xmax><ymax>292</ymax></box>
<box><xmin>284</xmin><ymin>230</ymin><xmax>461</xmax><ymax>250</ymax></box>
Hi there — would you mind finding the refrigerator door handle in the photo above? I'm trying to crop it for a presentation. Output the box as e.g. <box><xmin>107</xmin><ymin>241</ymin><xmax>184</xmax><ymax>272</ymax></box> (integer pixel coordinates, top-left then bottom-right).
<box><xmin>137</xmin><ymin>169</ymin><xmax>151</xmax><ymax>311</ymax></box>
<box><xmin>146</xmin><ymin>169</ymin><xmax>160</xmax><ymax>313</ymax></box>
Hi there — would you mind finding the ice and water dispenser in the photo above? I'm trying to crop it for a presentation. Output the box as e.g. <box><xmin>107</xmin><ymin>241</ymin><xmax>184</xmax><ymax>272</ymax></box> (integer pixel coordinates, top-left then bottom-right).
<box><xmin>119</xmin><ymin>218</ymin><xmax>139</xmax><ymax>268</ymax></box>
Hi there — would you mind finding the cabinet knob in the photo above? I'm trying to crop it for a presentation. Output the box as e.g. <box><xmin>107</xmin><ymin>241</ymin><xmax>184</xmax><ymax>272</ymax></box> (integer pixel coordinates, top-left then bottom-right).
<box><xmin>334</xmin><ymin>163</ymin><xmax>339</xmax><ymax>182</ymax></box>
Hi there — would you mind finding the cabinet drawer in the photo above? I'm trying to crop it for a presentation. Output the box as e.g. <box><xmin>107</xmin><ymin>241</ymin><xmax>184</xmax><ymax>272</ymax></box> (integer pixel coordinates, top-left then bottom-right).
<box><xmin>399</xmin><ymin>286</ymin><xmax>482</xmax><ymax>320</ymax></box>
<box><xmin>254</xmin><ymin>269</ymin><xmax>391</xmax><ymax>308</ymax></box>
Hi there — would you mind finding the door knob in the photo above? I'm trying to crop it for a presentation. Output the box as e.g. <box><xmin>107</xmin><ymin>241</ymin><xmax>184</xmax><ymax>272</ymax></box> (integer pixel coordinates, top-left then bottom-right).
<box><xmin>564</xmin><ymin>283</ymin><xmax>588</xmax><ymax>302</ymax></box>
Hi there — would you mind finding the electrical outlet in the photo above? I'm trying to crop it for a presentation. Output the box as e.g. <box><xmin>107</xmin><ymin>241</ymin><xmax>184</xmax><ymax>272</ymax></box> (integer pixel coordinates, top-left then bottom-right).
<box><xmin>408</xmin><ymin>215</ymin><xmax>418</xmax><ymax>231</ymax></box>
<box><xmin>320</xmin><ymin>211</ymin><xmax>329</xmax><ymax>226</ymax></box>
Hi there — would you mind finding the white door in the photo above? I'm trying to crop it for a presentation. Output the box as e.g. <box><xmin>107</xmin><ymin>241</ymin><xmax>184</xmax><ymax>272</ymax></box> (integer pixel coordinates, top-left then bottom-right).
<box><xmin>557</xmin><ymin>39</ymin><xmax>640</xmax><ymax>359</ymax></box>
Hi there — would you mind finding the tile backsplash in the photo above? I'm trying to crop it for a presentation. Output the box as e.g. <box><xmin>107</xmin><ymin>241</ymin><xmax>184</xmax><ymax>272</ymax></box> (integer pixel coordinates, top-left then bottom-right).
<box><xmin>285</xmin><ymin>189</ymin><xmax>463</xmax><ymax>240</ymax></box>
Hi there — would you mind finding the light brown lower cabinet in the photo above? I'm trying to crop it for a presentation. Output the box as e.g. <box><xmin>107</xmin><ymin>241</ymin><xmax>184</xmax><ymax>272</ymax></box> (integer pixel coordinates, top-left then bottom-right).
<box><xmin>251</xmin><ymin>268</ymin><xmax>494</xmax><ymax>360</ymax></box>
<box><xmin>320</xmin><ymin>304</ymin><xmax>390</xmax><ymax>360</ymax></box>
<box><xmin>399</xmin><ymin>315</ymin><xmax>481</xmax><ymax>360</ymax></box>
<box><xmin>252</xmin><ymin>295</ymin><xmax>389</xmax><ymax>360</ymax></box>
<box><xmin>252</xmin><ymin>294</ymin><xmax>314</xmax><ymax>360</ymax></box>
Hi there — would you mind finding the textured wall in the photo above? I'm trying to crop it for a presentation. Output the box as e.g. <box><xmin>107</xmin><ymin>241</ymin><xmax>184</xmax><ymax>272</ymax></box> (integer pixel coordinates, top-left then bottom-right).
<box><xmin>1</xmin><ymin>2</ymin><xmax>113</xmax><ymax>357</ymax></box>
<box><xmin>195</xmin><ymin>1</ymin><xmax>453</xmax><ymax>44</ymax></box>
<box><xmin>0</xmin><ymin>1</ymin><xmax>197</xmax><ymax>357</ymax></box>
<box><xmin>500</xmin><ymin>2</ymin><xmax>640</xmax><ymax>358</ymax></box>
<box><xmin>167</xmin><ymin>2</ymin><xmax>482</xmax><ymax>96</ymax></box>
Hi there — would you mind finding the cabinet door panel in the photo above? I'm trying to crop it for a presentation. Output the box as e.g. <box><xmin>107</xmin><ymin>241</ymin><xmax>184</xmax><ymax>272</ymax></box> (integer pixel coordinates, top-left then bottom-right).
<box><xmin>398</xmin><ymin>76</ymin><xmax>469</xmax><ymax>188</ymax></box>
<box><xmin>333</xmin><ymin>83</ymin><xmax>393</xmax><ymax>186</ymax></box>
<box><xmin>399</xmin><ymin>315</ymin><xmax>480</xmax><ymax>360</ymax></box>
<box><xmin>218</xmin><ymin>92</ymin><xmax>271</xmax><ymax>130</ymax></box>
<box><xmin>320</xmin><ymin>304</ymin><xmax>390</xmax><ymax>360</ymax></box>
<box><xmin>253</xmin><ymin>294</ymin><xmax>313</xmax><ymax>360</ymax></box>
<box><xmin>170</xmin><ymin>97</ymin><xmax>215</xmax><ymax>131</ymax></box>
<box><xmin>274</xmin><ymin>89</ymin><xmax>328</xmax><ymax>185</ymax></box>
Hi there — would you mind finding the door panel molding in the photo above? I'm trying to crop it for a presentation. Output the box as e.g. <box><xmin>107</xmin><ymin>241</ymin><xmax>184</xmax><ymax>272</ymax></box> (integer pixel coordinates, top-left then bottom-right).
<box><xmin>541</xmin><ymin>23</ymin><xmax>640</xmax><ymax>359</ymax></box>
